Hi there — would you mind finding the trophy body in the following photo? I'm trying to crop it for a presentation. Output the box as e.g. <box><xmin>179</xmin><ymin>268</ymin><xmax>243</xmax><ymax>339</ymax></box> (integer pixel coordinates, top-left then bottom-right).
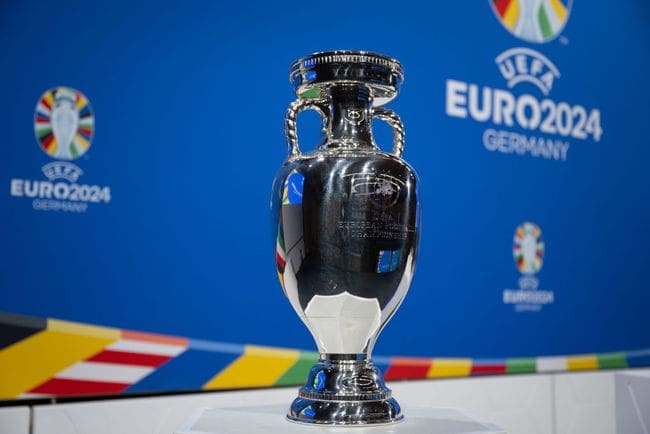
<box><xmin>271</xmin><ymin>51</ymin><xmax>420</xmax><ymax>425</ymax></box>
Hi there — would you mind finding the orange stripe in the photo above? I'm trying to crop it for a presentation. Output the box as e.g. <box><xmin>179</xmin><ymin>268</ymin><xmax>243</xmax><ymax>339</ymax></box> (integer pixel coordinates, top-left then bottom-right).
<box><xmin>390</xmin><ymin>357</ymin><xmax>432</xmax><ymax>366</ymax></box>
<box><xmin>121</xmin><ymin>330</ymin><xmax>188</xmax><ymax>346</ymax></box>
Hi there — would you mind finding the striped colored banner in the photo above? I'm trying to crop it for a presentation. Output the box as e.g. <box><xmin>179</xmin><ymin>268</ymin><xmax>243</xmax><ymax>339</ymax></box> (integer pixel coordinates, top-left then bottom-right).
<box><xmin>25</xmin><ymin>330</ymin><xmax>187</xmax><ymax>397</ymax></box>
<box><xmin>0</xmin><ymin>317</ymin><xmax>119</xmax><ymax>399</ymax></box>
<box><xmin>0</xmin><ymin>311</ymin><xmax>648</xmax><ymax>400</ymax></box>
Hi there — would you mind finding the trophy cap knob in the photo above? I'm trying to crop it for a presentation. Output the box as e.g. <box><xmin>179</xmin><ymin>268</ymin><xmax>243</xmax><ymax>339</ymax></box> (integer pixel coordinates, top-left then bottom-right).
<box><xmin>289</xmin><ymin>50</ymin><xmax>404</xmax><ymax>105</ymax></box>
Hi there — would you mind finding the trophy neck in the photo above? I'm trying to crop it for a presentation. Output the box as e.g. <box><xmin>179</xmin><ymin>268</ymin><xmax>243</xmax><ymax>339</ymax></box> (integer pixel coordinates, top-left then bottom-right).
<box><xmin>320</xmin><ymin>353</ymin><xmax>368</xmax><ymax>362</ymax></box>
<box><xmin>322</xmin><ymin>84</ymin><xmax>376</xmax><ymax>150</ymax></box>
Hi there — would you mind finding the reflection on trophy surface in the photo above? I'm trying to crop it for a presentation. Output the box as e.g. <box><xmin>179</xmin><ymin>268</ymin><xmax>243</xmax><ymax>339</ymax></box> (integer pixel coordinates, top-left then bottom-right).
<box><xmin>271</xmin><ymin>50</ymin><xmax>420</xmax><ymax>425</ymax></box>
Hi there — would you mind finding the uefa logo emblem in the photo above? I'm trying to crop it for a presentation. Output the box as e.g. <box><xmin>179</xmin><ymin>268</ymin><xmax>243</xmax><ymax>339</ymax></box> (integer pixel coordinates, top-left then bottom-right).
<box><xmin>490</xmin><ymin>0</ymin><xmax>572</xmax><ymax>43</ymax></box>
<box><xmin>347</xmin><ymin>173</ymin><xmax>403</xmax><ymax>209</ymax></box>
<box><xmin>34</xmin><ymin>87</ymin><xmax>94</xmax><ymax>160</ymax></box>
<box><xmin>513</xmin><ymin>222</ymin><xmax>544</xmax><ymax>274</ymax></box>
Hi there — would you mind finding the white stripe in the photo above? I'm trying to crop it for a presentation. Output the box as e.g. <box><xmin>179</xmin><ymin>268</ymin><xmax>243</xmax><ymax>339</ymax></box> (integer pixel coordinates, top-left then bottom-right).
<box><xmin>106</xmin><ymin>339</ymin><xmax>186</xmax><ymax>356</ymax></box>
<box><xmin>55</xmin><ymin>361</ymin><xmax>154</xmax><ymax>384</ymax></box>
<box><xmin>536</xmin><ymin>356</ymin><xmax>567</xmax><ymax>372</ymax></box>
<box><xmin>19</xmin><ymin>393</ymin><xmax>51</xmax><ymax>399</ymax></box>
<box><xmin>36</xmin><ymin>102</ymin><xmax>51</xmax><ymax>115</ymax></box>
<box><xmin>35</xmin><ymin>123</ymin><xmax>51</xmax><ymax>131</ymax></box>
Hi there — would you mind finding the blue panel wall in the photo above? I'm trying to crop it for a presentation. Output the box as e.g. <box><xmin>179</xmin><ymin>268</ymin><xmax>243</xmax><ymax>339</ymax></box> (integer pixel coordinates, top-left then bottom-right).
<box><xmin>1</xmin><ymin>0</ymin><xmax>648</xmax><ymax>359</ymax></box>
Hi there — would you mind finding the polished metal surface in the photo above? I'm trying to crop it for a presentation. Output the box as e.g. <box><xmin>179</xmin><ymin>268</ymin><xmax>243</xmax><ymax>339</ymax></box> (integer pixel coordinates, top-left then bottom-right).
<box><xmin>272</xmin><ymin>50</ymin><xmax>420</xmax><ymax>425</ymax></box>
<box><xmin>289</xmin><ymin>50</ymin><xmax>404</xmax><ymax>106</ymax></box>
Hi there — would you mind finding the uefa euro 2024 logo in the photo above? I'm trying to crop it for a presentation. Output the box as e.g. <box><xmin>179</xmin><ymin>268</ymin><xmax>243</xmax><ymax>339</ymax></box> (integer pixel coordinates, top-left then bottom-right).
<box><xmin>445</xmin><ymin>1</ymin><xmax>602</xmax><ymax>163</ymax></box>
<box><xmin>503</xmin><ymin>222</ymin><xmax>554</xmax><ymax>312</ymax></box>
<box><xmin>9</xmin><ymin>86</ymin><xmax>111</xmax><ymax>213</ymax></box>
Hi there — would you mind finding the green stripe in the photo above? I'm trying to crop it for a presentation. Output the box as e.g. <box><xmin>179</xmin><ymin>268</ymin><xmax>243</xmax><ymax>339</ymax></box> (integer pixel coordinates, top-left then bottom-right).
<box><xmin>538</xmin><ymin>4</ymin><xmax>553</xmax><ymax>39</ymax></box>
<box><xmin>506</xmin><ymin>358</ymin><xmax>536</xmax><ymax>374</ymax></box>
<box><xmin>298</xmin><ymin>88</ymin><xmax>321</xmax><ymax>99</ymax></box>
<box><xmin>597</xmin><ymin>352</ymin><xmax>628</xmax><ymax>369</ymax></box>
<box><xmin>36</xmin><ymin>128</ymin><xmax>52</xmax><ymax>140</ymax></box>
<box><xmin>70</xmin><ymin>141</ymin><xmax>79</xmax><ymax>157</ymax></box>
<box><xmin>274</xmin><ymin>351</ymin><xmax>319</xmax><ymax>386</ymax></box>
<box><xmin>277</xmin><ymin>224</ymin><xmax>285</xmax><ymax>251</ymax></box>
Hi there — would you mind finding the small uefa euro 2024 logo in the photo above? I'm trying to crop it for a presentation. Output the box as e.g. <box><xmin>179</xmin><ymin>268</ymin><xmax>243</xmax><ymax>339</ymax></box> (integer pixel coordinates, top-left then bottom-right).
<box><xmin>490</xmin><ymin>0</ymin><xmax>572</xmax><ymax>43</ymax></box>
<box><xmin>9</xmin><ymin>86</ymin><xmax>109</xmax><ymax>213</ymax></box>
<box><xmin>503</xmin><ymin>222</ymin><xmax>554</xmax><ymax>312</ymax></box>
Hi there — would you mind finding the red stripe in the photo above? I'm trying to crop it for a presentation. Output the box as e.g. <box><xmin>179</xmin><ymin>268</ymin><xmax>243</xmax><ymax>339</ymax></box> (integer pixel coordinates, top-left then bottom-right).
<box><xmin>78</xmin><ymin>126</ymin><xmax>92</xmax><ymax>136</ymax></box>
<box><xmin>494</xmin><ymin>0</ymin><xmax>511</xmax><ymax>17</ymax></box>
<box><xmin>384</xmin><ymin>358</ymin><xmax>431</xmax><ymax>381</ymax></box>
<box><xmin>87</xmin><ymin>350</ymin><xmax>171</xmax><ymax>367</ymax></box>
<box><xmin>471</xmin><ymin>365</ymin><xmax>507</xmax><ymax>376</ymax></box>
<box><xmin>40</xmin><ymin>97</ymin><xmax>51</xmax><ymax>110</ymax></box>
<box><xmin>35</xmin><ymin>116</ymin><xmax>49</xmax><ymax>123</ymax></box>
<box><xmin>42</xmin><ymin>134</ymin><xmax>54</xmax><ymax>149</ymax></box>
<box><xmin>30</xmin><ymin>378</ymin><xmax>129</xmax><ymax>396</ymax></box>
<box><xmin>275</xmin><ymin>251</ymin><xmax>286</xmax><ymax>268</ymax></box>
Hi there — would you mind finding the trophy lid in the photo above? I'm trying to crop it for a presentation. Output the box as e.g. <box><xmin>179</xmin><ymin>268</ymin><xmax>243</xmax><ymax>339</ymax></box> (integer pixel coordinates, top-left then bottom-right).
<box><xmin>289</xmin><ymin>50</ymin><xmax>404</xmax><ymax>106</ymax></box>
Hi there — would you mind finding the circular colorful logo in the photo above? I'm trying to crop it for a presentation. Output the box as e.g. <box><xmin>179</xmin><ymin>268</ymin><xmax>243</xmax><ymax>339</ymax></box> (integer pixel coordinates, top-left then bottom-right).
<box><xmin>490</xmin><ymin>0</ymin><xmax>572</xmax><ymax>43</ymax></box>
<box><xmin>34</xmin><ymin>87</ymin><xmax>94</xmax><ymax>160</ymax></box>
<box><xmin>513</xmin><ymin>222</ymin><xmax>545</xmax><ymax>274</ymax></box>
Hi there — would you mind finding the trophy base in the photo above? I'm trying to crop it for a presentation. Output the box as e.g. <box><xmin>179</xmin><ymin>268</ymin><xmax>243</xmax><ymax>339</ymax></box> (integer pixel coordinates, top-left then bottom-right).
<box><xmin>288</xmin><ymin>397</ymin><xmax>403</xmax><ymax>425</ymax></box>
<box><xmin>286</xmin><ymin>356</ymin><xmax>403</xmax><ymax>425</ymax></box>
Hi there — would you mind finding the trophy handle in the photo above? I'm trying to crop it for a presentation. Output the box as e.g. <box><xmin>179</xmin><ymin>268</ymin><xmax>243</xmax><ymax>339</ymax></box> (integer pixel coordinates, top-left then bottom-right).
<box><xmin>372</xmin><ymin>107</ymin><xmax>405</xmax><ymax>158</ymax></box>
<box><xmin>285</xmin><ymin>98</ymin><xmax>329</xmax><ymax>158</ymax></box>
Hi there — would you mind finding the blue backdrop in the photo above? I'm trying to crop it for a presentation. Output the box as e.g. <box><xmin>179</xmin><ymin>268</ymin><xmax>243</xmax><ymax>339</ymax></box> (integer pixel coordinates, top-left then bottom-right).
<box><xmin>1</xmin><ymin>0</ymin><xmax>649</xmax><ymax>359</ymax></box>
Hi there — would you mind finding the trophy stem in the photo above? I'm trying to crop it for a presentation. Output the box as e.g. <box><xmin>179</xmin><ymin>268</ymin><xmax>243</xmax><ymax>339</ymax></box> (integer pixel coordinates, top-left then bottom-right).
<box><xmin>287</xmin><ymin>355</ymin><xmax>403</xmax><ymax>425</ymax></box>
<box><xmin>324</xmin><ymin>84</ymin><xmax>375</xmax><ymax>149</ymax></box>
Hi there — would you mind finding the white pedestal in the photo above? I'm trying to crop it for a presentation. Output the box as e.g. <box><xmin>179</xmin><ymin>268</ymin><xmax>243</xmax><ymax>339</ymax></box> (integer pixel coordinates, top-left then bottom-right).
<box><xmin>615</xmin><ymin>371</ymin><xmax>650</xmax><ymax>434</ymax></box>
<box><xmin>175</xmin><ymin>405</ymin><xmax>506</xmax><ymax>434</ymax></box>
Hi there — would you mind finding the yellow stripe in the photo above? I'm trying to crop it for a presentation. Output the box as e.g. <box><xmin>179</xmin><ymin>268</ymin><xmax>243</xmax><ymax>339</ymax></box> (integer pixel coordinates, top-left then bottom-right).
<box><xmin>48</xmin><ymin>137</ymin><xmax>58</xmax><ymax>156</ymax></box>
<box><xmin>427</xmin><ymin>358</ymin><xmax>472</xmax><ymax>378</ymax></box>
<box><xmin>47</xmin><ymin>319</ymin><xmax>120</xmax><ymax>339</ymax></box>
<box><xmin>43</xmin><ymin>92</ymin><xmax>54</xmax><ymax>109</ymax></box>
<box><xmin>76</xmin><ymin>93</ymin><xmax>88</xmax><ymax>111</ymax></box>
<box><xmin>0</xmin><ymin>320</ymin><xmax>119</xmax><ymax>398</ymax></box>
<box><xmin>503</xmin><ymin>0</ymin><xmax>520</xmax><ymax>30</ymax></box>
<box><xmin>203</xmin><ymin>345</ymin><xmax>300</xmax><ymax>389</ymax></box>
<box><xmin>75</xmin><ymin>134</ymin><xmax>89</xmax><ymax>150</ymax></box>
<box><xmin>567</xmin><ymin>355</ymin><xmax>598</xmax><ymax>371</ymax></box>
<box><xmin>549</xmin><ymin>0</ymin><xmax>568</xmax><ymax>23</ymax></box>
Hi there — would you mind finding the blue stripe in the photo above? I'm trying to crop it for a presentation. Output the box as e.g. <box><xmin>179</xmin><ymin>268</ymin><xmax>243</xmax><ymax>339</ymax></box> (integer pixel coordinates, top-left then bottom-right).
<box><xmin>472</xmin><ymin>358</ymin><xmax>507</xmax><ymax>366</ymax></box>
<box><xmin>627</xmin><ymin>349</ymin><xmax>650</xmax><ymax>367</ymax></box>
<box><xmin>78</xmin><ymin>106</ymin><xmax>91</xmax><ymax>117</ymax></box>
<box><xmin>188</xmin><ymin>338</ymin><xmax>245</xmax><ymax>354</ymax></box>
<box><xmin>374</xmin><ymin>355</ymin><xmax>391</xmax><ymax>377</ymax></box>
<box><xmin>126</xmin><ymin>348</ymin><xmax>240</xmax><ymax>393</ymax></box>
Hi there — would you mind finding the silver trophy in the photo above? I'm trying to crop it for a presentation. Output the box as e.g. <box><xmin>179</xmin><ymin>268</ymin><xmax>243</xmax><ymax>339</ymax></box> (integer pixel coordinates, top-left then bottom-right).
<box><xmin>271</xmin><ymin>50</ymin><xmax>420</xmax><ymax>425</ymax></box>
